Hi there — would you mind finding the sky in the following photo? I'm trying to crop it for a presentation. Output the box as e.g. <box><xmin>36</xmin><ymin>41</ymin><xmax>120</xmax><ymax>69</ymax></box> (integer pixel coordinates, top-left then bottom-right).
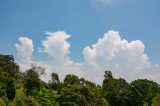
<box><xmin>0</xmin><ymin>0</ymin><xmax>160</xmax><ymax>84</ymax></box>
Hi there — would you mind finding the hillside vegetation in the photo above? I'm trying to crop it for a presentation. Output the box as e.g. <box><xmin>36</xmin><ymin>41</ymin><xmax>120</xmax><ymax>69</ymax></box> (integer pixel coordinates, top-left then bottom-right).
<box><xmin>0</xmin><ymin>54</ymin><xmax>160</xmax><ymax>106</ymax></box>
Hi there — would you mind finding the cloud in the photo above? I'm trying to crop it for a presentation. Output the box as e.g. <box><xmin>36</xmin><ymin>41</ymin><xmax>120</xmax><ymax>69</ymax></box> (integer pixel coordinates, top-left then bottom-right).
<box><xmin>15</xmin><ymin>30</ymin><xmax>160</xmax><ymax>84</ymax></box>
<box><xmin>38</xmin><ymin>31</ymin><xmax>84</xmax><ymax>82</ymax></box>
<box><xmin>15</xmin><ymin>31</ymin><xmax>84</xmax><ymax>82</ymax></box>
<box><xmin>15</xmin><ymin>37</ymin><xmax>34</xmax><ymax>62</ymax></box>
<box><xmin>15</xmin><ymin>37</ymin><xmax>34</xmax><ymax>71</ymax></box>
<box><xmin>39</xmin><ymin>31</ymin><xmax>84</xmax><ymax>81</ymax></box>
<box><xmin>82</xmin><ymin>30</ymin><xmax>153</xmax><ymax>83</ymax></box>
<box><xmin>39</xmin><ymin>31</ymin><xmax>71</xmax><ymax>65</ymax></box>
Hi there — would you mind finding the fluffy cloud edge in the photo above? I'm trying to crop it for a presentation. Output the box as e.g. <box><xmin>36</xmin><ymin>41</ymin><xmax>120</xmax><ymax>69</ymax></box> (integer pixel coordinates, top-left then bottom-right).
<box><xmin>15</xmin><ymin>30</ymin><xmax>160</xmax><ymax>84</ymax></box>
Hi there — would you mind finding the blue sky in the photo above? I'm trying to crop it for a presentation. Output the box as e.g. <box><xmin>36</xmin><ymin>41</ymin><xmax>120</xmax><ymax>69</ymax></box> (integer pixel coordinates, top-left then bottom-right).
<box><xmin>0</xmin><ymin>0</ymin><xmax>160</xmax><ymax>83</ymax></box>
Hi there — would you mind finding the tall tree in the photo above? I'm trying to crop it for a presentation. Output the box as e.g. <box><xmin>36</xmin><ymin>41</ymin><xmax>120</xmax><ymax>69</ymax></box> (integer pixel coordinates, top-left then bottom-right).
<box><xmin>0</xmin><ymin>55</ymin><xmax>20</xmax><ymax>80</ymax></box>
<box><xmin>0</xmin><ymin>55</ymin><xmax>17</xmax><ymax>101</ymax></box>
<box><xmin>63</xmin><ymin>74</ymin><xmax>80</xmax><ymax>86</ymax></box>
<box><xmin>51</xmin><ymin>73</ymin><xmax>60</xmax><ymax>83</ymax></box>
<box><xmin>48</xmin><ymin>73</ymin><xmax>60</xmax><ymax>90</ymax></box>
<box><xmin>23</xmin><ymin>68</ymin><xmax>42</xmax><ymax>95</ymax></box>
<box><xmin>58</xmin><ymin>74</ymin><xmax>108</xmax><ymax>106</ymax></box>
<box><xmin>102</xmin><ymin>71</ymin><xmax>130</xmax><ymax>106</ymax></box>
<box><xmin>130</xmin><ymin>79</ymin><xmax>160</xmax><ymax>105</ymax></box>
<box><xmin>104</xmin><ymin>71</ymin><xmax>113</xmax><ymax>79</ymax></box>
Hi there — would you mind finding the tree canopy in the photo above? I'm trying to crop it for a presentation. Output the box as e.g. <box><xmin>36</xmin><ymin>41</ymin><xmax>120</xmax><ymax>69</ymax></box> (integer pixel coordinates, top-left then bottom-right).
<box><xmin>0</xmin><ymin>54</ymin><xmax>160</xmax><ymax>106</ymax></box>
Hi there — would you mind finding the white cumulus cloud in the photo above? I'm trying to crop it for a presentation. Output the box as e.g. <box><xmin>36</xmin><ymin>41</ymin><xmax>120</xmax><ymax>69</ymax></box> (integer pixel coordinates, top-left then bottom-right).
<box><xmin>15</xmin><ymin>37</ymin><xmax>34</xmax><ymax>62</ymax></box>
<box><xmin>82</xmin><ymin>30</ymin><xmax>153</xmax><ymax>83</ymax></box>
<box><xmin>15</xmin><ymin>37</ymin><xmax>34</xmax><ymax>71</ymax></box>
<box><xmin>15</xmin><ymin>30</ymin><xmax>160</xmax><ymax>84</ymax></box>
<box><xmin>38</xmin><ymin>31</ymin><xmax>84</xmax><ymax>81</ymax></box>
<box><xmin>15</xmin><ymin>31</ymin><xmax>84</xmax><ymax>82</ymax></box>
<box><xmin>40</xmin><ymin>31</ymin><xmax>71</xmax><ymax>65</ymax></box>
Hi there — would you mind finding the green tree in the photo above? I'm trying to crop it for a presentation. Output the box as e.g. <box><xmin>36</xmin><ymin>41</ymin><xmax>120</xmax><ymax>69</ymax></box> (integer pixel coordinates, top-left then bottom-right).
<box><xmin>63</xmin><ymin>74</ymin><xmax>80</xmax><ymax>86</ymax></box>
<box><xmin>57</xmin><ymin>84</ymin><xmax>108</xmax><ymax>106</ymax></box>
<box><xmin>57</xmin><ymin>74</ymin><xmax>108</xmax><ymax>106</ymax></box>
<box><xmin>0</xmin><ymin>55</ymin><xmax>20</xmax><ymax>80</ymax></box>
<box><xmin>104</xmin><ymin>71</ymin><xmax>113</xmax><ymax>79</ymax></box>
<box><xmin>131</xmin><ymin>79</ymin><xmax>160</xmax><ymax>105</ymax></box>
<box><xmin>0</xmin><ymin>68</ymin><xmax>15</xmax><ymax>101</ymax></box>
<box><xmin>80</xmin><ymin>78</ymin><xmax>96</xmax><ymax>88</ymax></box>
<box><xmin>6</xmin><ymin>79</ymin><xmax>16</xmax><ymax>100</ymax></box>
<box><xmin>48</xmin><ymin>73</ymin><xmax>60</xmax><ymax>90</ymax></box>
<box><xmin>51</xmin><ymin>73</ymin><xmax>60</xmax><ymax>83</ymax></box>
<box><xmin>23</xmin><ymin>68</ymin><xmax>42</xmax><ymax>95</ymax></box>
<box><xmin>57</xmin><ymin>85</ymin><xmax>86</xmax><ymax>106</ymax></box>
<box><xmin>102</xmin><ymin>71</ymin><xmax>131</xmax><ymax>106</ymax></box>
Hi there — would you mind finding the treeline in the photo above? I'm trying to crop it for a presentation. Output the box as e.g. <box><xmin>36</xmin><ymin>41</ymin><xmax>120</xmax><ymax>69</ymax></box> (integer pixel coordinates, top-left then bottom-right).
<box><xmin>0</xmin><ymin>54</ymin><xmax>160</xmax><ymax>106</ymax></box>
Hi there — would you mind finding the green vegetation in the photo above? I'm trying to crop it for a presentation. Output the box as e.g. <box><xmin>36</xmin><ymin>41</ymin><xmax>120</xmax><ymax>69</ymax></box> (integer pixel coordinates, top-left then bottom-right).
<box><xmin>0</xmin><ymin>54</ymin><xmax>160</xmax><ymax>106</ymax></box>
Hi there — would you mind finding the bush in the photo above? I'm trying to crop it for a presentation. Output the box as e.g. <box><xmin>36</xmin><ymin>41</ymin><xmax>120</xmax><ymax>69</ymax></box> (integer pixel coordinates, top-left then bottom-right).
<box><xmin>24</xmin><ymin>96</ymin><xmax>41</xmax><ymax>106</ymax></box>
<box><xmin>32</xmin><ymin>88</ymin><xmax>59</xmax><ymax>106</ymax></box>
<box><xmin>16</xmin><ymin>99</ymin><xmax>24</xmax><ymax>106</ymax></box>
<box><xmin>1</xmin><ymin>96</ymin><xmax>8</xmax><ymax>105</ymax></box>
<box><xmin>0</xmin><ymin>98</ymin><xmax>6</xmax><ymax>106</ymax></box>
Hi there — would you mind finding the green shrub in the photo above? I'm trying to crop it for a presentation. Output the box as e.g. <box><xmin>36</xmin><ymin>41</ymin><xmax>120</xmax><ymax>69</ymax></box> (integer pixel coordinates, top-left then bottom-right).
<box><xmin>16</xmin><ymin>99</ymin><xmax>24</xmax><ymax>106</ymax></box>
<box><xmin>1</xmin><ymin>96</ymin><xmax>8</xmax><ymax>105</ymax></box>
<box><xmin>0</xmin><ymin>98</ymin><xmax>6</xmax><ymax>106</ymax></box>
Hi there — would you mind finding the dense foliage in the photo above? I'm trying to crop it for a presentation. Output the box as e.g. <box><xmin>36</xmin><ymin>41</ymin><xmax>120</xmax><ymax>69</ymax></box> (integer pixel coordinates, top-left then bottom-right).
<box><xmin>0</xmin><ymin>54</ymin><xmax>160</xmax><ymax>106</ymax></box>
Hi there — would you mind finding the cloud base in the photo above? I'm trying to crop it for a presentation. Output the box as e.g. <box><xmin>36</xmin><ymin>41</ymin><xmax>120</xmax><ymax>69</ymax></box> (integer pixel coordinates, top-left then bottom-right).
<box><xmin>15</xmin><ymin>30</ymin><xmax>160</xmax><ymax>84</ymax></box>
